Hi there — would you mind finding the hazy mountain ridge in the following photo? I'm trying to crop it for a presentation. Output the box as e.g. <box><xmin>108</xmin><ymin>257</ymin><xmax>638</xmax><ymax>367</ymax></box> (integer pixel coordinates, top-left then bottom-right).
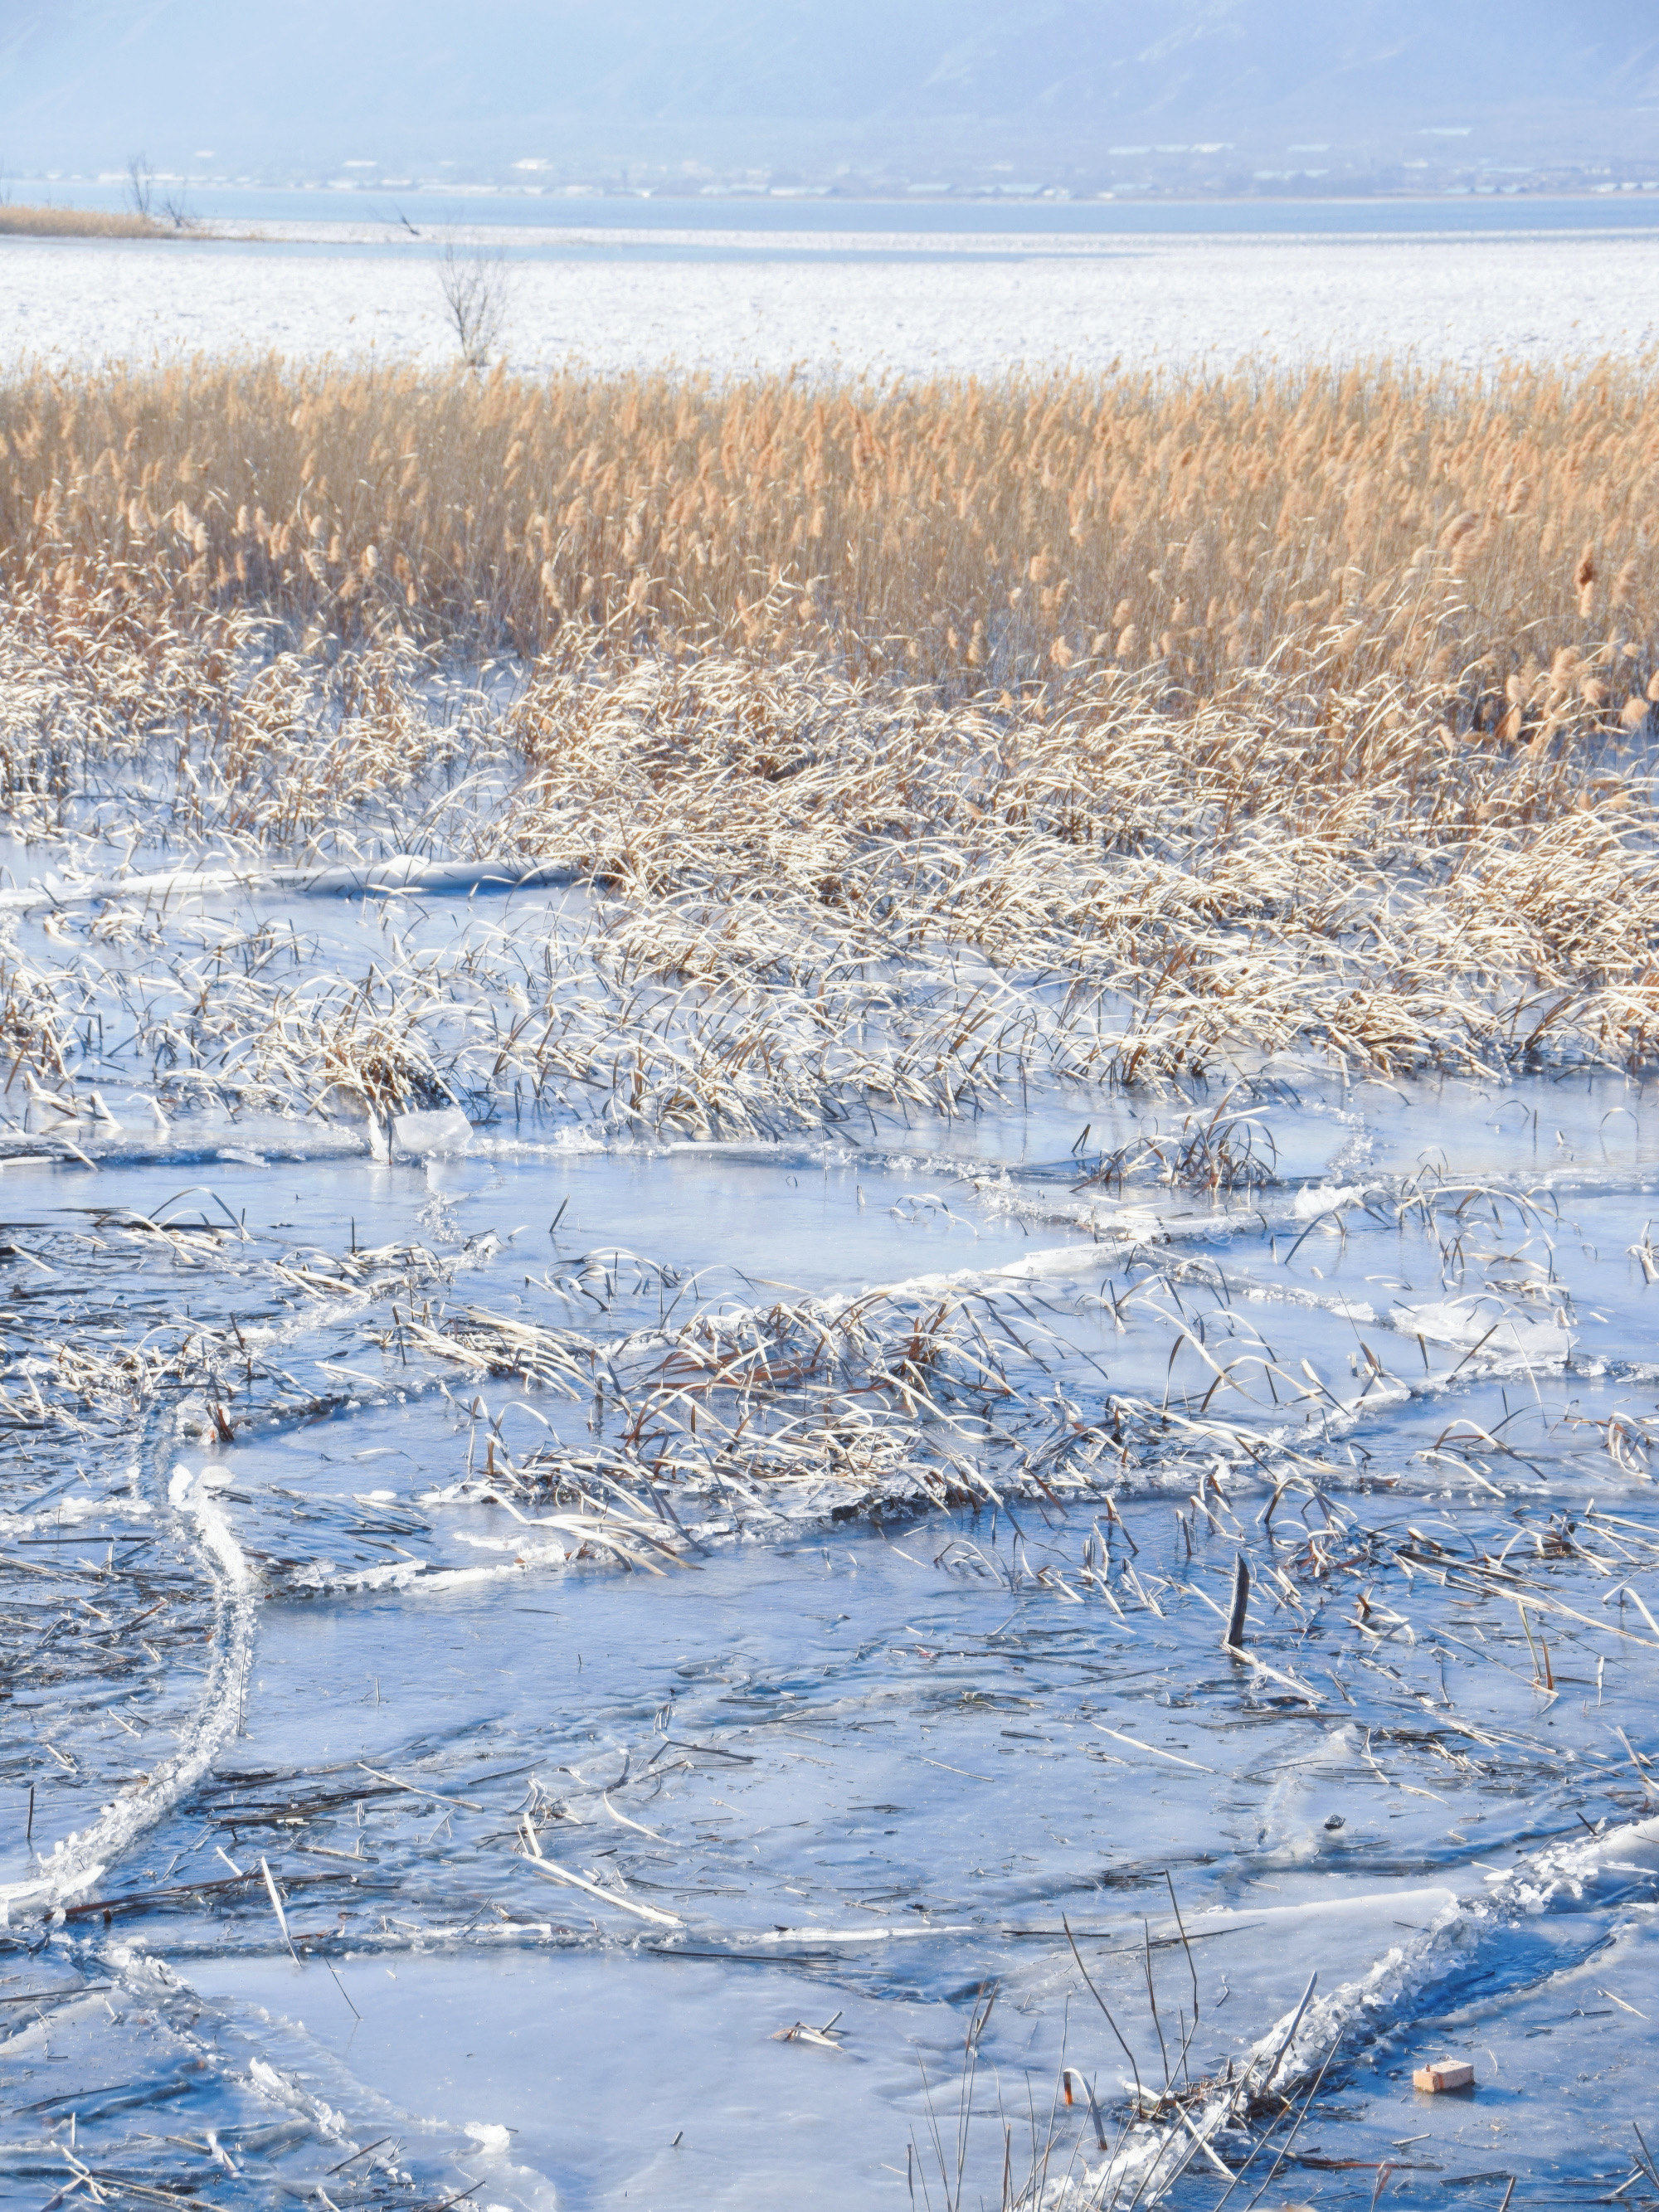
<box><xmin>2</xmin><ymin>1</ymin><xmax>1657</xmax><ymax>187</ymax></box>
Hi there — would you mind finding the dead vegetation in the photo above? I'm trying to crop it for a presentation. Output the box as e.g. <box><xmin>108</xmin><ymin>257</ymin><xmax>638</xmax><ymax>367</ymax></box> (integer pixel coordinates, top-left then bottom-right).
<box><xmin>8</xmin><ymin>357</ymin><xmax>1659</xmax><ymax>2212</ymax></box>
<box><xmin>5</xmin><ymin>360</ymin><xmax>1659</xmax><ymax>1101</ymax></box>
<box><xmin>0</xmin><ymin>203</ymin><xmax>163</xmax><ymax>241</ymax></box>
<box><xmin>2</xmin><ymin>355</ymin><xmax>1658</xmax><ymax>717</ymax></box>
<box><xmin>0</xmin><ymin>562</ymin><xmax>1657</xmax><ymax>1105</ymax></box>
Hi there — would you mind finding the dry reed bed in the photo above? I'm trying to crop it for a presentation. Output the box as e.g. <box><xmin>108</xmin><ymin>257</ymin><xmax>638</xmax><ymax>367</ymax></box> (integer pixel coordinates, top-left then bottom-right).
<box><xmin>6</xmin><ymin>357</ymin><xmax>1659</xmax><ymax>716</ymax></box>
<box><xmin>3</xmin><ymin>357</ymin><xmax>1659</xmax><ymax>1109</ymax></box>
<box><xmin>0</xmin><ymin>204</ymin><xmax>163</xmax><ymax>241</ymax></box>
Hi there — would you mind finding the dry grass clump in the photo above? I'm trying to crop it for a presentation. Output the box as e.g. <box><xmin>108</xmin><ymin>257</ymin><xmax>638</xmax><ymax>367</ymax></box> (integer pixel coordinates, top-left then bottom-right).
<box><xmin>0</xmin><ymin>203</ymin><xmax>163</xmax><ymax>240</ymax></box>
<box><xmin>494</xmin><ymin>644</ymin><xmax>1659</xmax><ymax>1082</ymax></box>
<box><xmin>3</xmin><ymin>356</ymin><xmax>1659</xmax><ymax>730</ymax></box>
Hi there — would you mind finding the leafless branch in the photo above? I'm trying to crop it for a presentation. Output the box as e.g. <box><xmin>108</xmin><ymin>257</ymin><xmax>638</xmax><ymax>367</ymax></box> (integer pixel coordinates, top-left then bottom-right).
<box><xmin>125</xmin><ymin>153</ymin><xmax>153</xmax><ymax>221</ymax></box>
<box><xmin>436</xmin><ymin>241</ymin><xmax>512</xmax><ymax>368</ymax></box>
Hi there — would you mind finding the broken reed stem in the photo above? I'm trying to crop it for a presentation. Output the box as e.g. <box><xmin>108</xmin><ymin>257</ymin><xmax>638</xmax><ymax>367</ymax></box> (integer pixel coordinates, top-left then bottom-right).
<box><xmin>1064</xmin><ymin>1913</ymin><xmax>1148</xmax><ymax>2117</ymax></box>
<box><xmin>1224</xmin><ymin>1552</ymin><xmax>1250</xmax><ymax>1652</ymax></box>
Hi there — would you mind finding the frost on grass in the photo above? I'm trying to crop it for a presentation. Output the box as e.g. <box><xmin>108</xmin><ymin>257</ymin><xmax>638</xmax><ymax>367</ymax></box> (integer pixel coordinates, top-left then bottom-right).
<box><xmin>3</xmin><ymin>582</ymin><xmax>1659</xmax><ymax>1149</ymax></box>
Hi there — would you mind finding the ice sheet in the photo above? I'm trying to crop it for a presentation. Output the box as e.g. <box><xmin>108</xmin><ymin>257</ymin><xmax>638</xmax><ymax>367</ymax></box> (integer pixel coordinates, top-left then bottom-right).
<box><xmin>8</xmin><ymin>841</ymin><xmax>1659</xmax><ymax>2209</ymax></box>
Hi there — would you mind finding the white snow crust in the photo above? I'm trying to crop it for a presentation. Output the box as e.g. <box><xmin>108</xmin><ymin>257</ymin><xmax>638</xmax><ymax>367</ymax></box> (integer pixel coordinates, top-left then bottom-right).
<box><xmin>2</xmin><ymin>224</ymin><xmax>1656</xmax><ymax>379</ymax></box>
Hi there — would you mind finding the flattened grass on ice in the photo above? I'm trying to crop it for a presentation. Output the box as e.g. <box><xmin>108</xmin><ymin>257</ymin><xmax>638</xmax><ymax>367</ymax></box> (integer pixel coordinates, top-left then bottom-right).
<box><xmin>4</xmin><ymin>576</ymin><xmax>1659</xmax><ymax>1120</ymax></box>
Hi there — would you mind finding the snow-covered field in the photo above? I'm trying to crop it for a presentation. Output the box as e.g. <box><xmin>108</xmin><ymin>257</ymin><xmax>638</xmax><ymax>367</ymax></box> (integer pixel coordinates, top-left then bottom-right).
<box><xmin>2</xmin><ymin>220</ymin><xmax>1657</xmax><ymax>377</ymax></box>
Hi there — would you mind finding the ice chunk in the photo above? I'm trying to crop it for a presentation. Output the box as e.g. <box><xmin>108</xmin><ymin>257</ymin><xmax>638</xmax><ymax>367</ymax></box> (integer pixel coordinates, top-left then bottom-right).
<box><xmin>426</xmin><ymin>1154</ymin><xmax>494</xmax><ymax>1197</ymax></box>
<box><xmin>1396</xmin><ymin>1298</ymin><xmax>1571</xmax><ymax>1360</ymax></box>
<box><xmin>1292</xmin><ymin>1182</ymin><xmax>1363</xmax><ymax>1218</ymax></box>
<box><xmin>392</xmin><ymin>1106</ymin><xmax>472</xmax><ymax>1158</ymax></box>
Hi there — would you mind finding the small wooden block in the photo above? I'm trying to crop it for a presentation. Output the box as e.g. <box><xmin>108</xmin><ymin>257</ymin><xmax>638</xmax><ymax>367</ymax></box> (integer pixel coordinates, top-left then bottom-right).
<box><xmin>1413</xmin><ymin>2060</ymin><xmax>1475</xmax><ymax>2093</ymax></box>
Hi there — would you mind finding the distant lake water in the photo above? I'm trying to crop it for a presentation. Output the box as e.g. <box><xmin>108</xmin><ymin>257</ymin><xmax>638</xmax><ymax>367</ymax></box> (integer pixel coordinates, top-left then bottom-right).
<box><xmin>20</xmin><ymin>179</ymin><xmax>1659</xmax><ymax>260</ymax></box>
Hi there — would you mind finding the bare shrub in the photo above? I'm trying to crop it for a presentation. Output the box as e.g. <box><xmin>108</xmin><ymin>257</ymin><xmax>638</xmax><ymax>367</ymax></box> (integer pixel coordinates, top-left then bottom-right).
<box><xmin>435</xmin><ymin>241</ymin><xmax>511</xmax><ymax>367</ymax></box>
<box><xmin>124</xmin><ymin>153</ymin><xmax>153</xmax><ymax>221</ymax></box>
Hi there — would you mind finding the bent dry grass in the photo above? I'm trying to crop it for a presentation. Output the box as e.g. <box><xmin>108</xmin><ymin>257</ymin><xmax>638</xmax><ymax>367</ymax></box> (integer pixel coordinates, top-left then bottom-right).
<box><xmin>6</xmin><ymin>358</ymin><xmax>1659</xmax><ymax>1113</ymax></box>
<box><xmin>0</xmin><ymin>561</ymin><xmax>1657</xmax><ymax>1109</ymax></box>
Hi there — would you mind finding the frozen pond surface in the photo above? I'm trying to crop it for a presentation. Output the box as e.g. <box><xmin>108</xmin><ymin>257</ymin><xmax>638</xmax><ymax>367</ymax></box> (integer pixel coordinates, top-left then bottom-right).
<box><xmin>6</xmin><ymin>863</ymin><xmax>1659</xmax><ymax>2210</ymax></box>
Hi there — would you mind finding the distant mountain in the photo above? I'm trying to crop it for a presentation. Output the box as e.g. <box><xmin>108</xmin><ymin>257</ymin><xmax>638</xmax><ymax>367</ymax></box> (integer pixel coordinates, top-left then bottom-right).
<box><xmin>2</xmin><ymin>1</ymin><xmax>1657</xmax><ymax>189</ymax></box>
